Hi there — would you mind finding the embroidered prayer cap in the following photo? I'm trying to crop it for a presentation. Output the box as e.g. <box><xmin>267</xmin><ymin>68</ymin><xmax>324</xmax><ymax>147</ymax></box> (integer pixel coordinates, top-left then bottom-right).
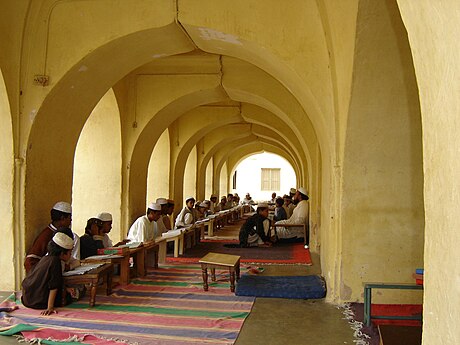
<box><xmin>289</xmin><ymin>188</ymin><xmax>296</xmax><ymax>194</ymax></box>
<box><xmin>297</xmin><ymin>187</ymin><xmax>308</xmax><ymax>197</ymax></box>
<box><xmin>52</xmin><ymin>232</ymin><xmax>74</xmax><ymax>249</ymax></box>
<box><xmin>52</xmin><ymin>201</ymin><xmax>72</xmax><ymax>214</ymax></box>
<box><xmin>97</xmin><ymin>212</ymin><xmax>112</xmax><ymax>222</ymax></box>
<box><xmin>257</xmin><ymin>202</ymin><xmax>269</xmax><ymax>209</ymax></box>
<box><xmin>156</xmin><ymin>198</ymin><xmax>168</xmax><ymax>205</ymax></box>
<box><xmin>148</xmin><ymin>202</ymin><xmax>162</xmax><ymax>211</ymax></box>
<box><xmin>185</xmin><ymin>196</ymin><xmax>195</xmax><ymax>203</ymax></box>
<box><xmin>211</xmin><ymin>194</ymin><xmax>217</xmax><ymax>198</ymax></box>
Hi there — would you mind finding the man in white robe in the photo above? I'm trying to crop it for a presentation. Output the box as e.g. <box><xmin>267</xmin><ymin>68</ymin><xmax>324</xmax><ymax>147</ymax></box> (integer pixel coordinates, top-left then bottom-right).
<box><xmin>127</xmin><ymin>203</ymin><xmax>162</xmax><ymax>242</ymax></box>
<box><xmin>275</xmin><ymin>187</ymin><xmax>309</xmax><ymax>244</ymax></box>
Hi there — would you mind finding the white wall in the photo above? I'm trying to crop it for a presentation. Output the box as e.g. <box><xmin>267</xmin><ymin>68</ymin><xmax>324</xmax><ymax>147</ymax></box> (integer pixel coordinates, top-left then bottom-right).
<box><xmin>233</xmin><ymin>152</ymin><xmax>296</xmax><ymax>201</ymax></box>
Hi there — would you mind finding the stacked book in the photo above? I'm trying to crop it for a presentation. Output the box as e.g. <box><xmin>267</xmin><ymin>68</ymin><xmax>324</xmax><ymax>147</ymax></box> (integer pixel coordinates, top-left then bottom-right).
<box><xmin>97</xmin><ymin>246</ymin><xmax>129</xmax><ymax>255</ymax></box>
<box><xmin>413</xmin><ymin>268</ymin><xmax>424</xmax><ymax>285</ymax></box>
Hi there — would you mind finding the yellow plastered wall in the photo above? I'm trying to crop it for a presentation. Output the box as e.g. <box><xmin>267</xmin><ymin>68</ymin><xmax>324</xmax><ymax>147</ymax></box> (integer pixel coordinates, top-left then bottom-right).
<box><xmin>183</xmin><ymin>146</ymin><xmax>197</xmax><ymax>203</ymax></box>
<box><xmin>72</xmin><ymin>89</ymin><xmax>122</xmax><ymax>241</ymax></box>
<box><xmin>0</xmin><ymin>71</ymin><xmax>15</xmax><ymax>290</ymax></box>
<box><xmin>205</xmin><ymin>157</ymin><xmax>213</xmax><ymax>199</ymax></box>
<box><xmin>340</xmin><ymin>0</ymin><xmax>424</xmax><ymax>303</ymax></box>
<box><xmin>219</xmin><ymin>162</ymin><xmax>228</xmax><ymax>196</ymax></box>
<box><xmin>397</xmin><ymin>1</ymin><xmax>460</xmax><ymax>344</ymax></box>
<box><xmin>147</xmin><ymin>128</ymin><xmax>170</xmax><ymax>201</ymax></box>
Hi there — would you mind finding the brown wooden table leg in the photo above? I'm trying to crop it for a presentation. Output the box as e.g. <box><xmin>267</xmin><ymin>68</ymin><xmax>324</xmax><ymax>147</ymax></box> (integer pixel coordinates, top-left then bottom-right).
<box><xmin>201</xmin><ymin>265</ymin><xmax>209</xmax><ymax>291</ymax></box>
<box><xmin>229</xmin><ymin>268</ymin><xmax>236</xmax><ymax>292</ymax></box>
<box><xmin>106</xmin><ymin>271</ymin><xmax>113</xmax><ymax>295</ymax></box>
<box><xmin>137</xmin><ymin>250</ymin><xmax>146</xmax><ymax>277</ymax></box>
<box><xmin>211</xmin><ymin>268</ymin><xmax>216</xmax><ymax>281</ymax></box>
<box><xmin>119</xmin><ymin>256</ymin><xmax>130</xmax><ymax>285</ymax></box>
<box><xmin>154</xmin><ymin>248</ymin><xmax>159</xmax><ymax>269</ymax></box>
<box><xmin>90</xmin><ymin>282</ymin><xmax>97</xmax><ymax>306</ymax></box>
<box><xmin>236</xmin><ymin>261</ymin><xmax>240</xmax><ymax>281</ymax></box>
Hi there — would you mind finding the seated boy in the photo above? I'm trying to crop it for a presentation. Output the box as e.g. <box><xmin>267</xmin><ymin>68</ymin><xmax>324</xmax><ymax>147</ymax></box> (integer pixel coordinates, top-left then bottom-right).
<box><xmin>21</xmin><ymin>232</ymin><xmax>74</xmax><ymax>315</ymax></box>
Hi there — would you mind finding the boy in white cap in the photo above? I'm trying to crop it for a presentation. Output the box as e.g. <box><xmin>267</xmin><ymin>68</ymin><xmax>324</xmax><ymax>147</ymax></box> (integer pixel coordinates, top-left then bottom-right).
<box><xmin>155</xmin><ymin>198</ymin><xmax>169</xmax><ymax>235</ymax></box>
<box><xmin>174</xmin><ymin>196</ymin><xmax>196</xmax><ymax>229</ymax></box>
<box><xmin>97</xmin><ymin>212</ymin><xmax>113</xmax><ymax>248</ymax></box>
<box><xmin>22</xmin><ymin>232</ymin><xmax>74</xmax><ymax>315</ymax></box>
<box><xmin>24</xmin><ymin>201</ymin><xmax>73</xmax><ymax>273</ymax></box>
<box><xmin>210</xmin><ymin>194</ymin><xmax>219</xmax><ymax>213</ymax></box>
<box><xmin>127</xmin><ymin>203</ymin><xmax>162</xmax><ymax>242</ymax></box>
<box><xmin>164</xmin><ymin>199</ymin><xmax>175</xmax><ymax>230</ymax></box>
<box><xmin>275</xmin><ymin>187</ymin><xmax>310</xmax><ymax>244</ymax></box>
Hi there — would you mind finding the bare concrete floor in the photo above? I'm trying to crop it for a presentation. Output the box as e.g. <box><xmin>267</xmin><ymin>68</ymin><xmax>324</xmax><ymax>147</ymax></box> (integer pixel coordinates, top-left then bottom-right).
<box><xmin>235</xmin><ymin>257</ymin><xmax>355</xmax><ymax>345</ymax></box>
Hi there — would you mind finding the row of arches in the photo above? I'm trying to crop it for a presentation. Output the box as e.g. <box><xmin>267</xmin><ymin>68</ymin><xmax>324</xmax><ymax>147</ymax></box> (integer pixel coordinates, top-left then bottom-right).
<box><xmin>1</xmin><ymin>0</ymin><xmax>424</xmax><ymax>311</ymax></box>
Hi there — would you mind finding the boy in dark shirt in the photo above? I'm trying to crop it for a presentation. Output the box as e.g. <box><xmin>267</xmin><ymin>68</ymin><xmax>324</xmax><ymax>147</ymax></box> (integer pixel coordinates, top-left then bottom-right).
<box><xmin>22</xmin><ymin>232</ymin><xmax>74</xmax><ymax>315</ymax></box>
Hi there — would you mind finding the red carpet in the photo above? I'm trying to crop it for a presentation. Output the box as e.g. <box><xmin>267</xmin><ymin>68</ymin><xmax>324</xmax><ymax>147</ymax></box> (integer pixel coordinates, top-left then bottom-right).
<box><xmin>168</xmin><ymin>241</ymin><xmax>312</xmax><ymax>265</ymax></box>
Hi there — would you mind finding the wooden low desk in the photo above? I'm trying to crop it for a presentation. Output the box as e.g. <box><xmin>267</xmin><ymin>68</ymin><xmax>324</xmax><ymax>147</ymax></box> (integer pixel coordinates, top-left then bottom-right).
<box><xmin>83</xmin><ymin>246</ymin><xmax>146</xmax><ymax>285</ymax></box>
<box><xmin>64</xmin><ymin>263</ymin><xmax>113</xmax><ymax>307</ymax></box>
<box><xmin>199</xmin><ymin>252</ymin><xmax>240</xmax><ymax>292</ymax></box>
<box><xmin>143</xmin><ymin>241</ymin><xmax>160</xmax><ymax>269</ymax></box>
<box><xmin>364</xmin><ymin>282</ymin><xmax>423</xmax><ymax>326</ymax></box>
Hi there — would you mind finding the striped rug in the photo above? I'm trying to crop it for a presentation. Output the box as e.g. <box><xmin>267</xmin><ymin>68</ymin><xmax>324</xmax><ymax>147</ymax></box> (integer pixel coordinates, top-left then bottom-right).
<box><xmin>0</xmin><ymin>264</ymin><xmax>255</xmax><ymax>345</ymax></box>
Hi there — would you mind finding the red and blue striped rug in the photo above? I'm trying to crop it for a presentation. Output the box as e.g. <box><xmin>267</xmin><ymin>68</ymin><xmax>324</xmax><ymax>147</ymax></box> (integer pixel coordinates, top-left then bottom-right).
<box><xmin>0</xmin><ymin>264</ymin><xmax>255</xmax><ymax>345</ymax></box>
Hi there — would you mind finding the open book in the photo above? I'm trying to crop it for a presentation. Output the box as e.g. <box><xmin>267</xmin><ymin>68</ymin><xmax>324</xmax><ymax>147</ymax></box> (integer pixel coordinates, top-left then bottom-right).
<box><xmin>63</xmin><ymin>263</ymin><xmax>104</xmax><ymax>276</ymax></box>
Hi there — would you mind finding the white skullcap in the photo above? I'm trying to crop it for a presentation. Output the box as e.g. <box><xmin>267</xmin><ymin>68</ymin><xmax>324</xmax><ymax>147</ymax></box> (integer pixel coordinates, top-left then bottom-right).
<box><xmin>297</xmin><ymin>187</ymin><xmax>308</xmax><ymax>196</ymax></box>
<box><xmin>199</xmin><ymin>202</ymin><xmax>208</xmax><ymax>207</ymax></box>
<box><xmin>52</xmin><ymin>201</ymin><xmax>72</xmax><ymax>214</ymax></box>
<box><xmin>52</xmin><ymin>232</ymin><xmax>74</xmax><ymax>250</ymax></box>
<box><xmin>203</xmin><ymin>200</ymin><xmax>211</xmax><ymax>205</ymax></box>
<box><xmin>289</xmin><ymin>188</ymin><xmax>296</xmax><ymax>194</ymax></box>
<box><xmin>257</xmin><ymin>202</ymin><xmax>269</xmax><ymax>208</ymax></box>
<box><xmin>148</xmin><ymin>202</ymin><xmax>162</xmax><ymax>211</ymax></box>
<box><xmin>97</xmin><ymin>212</ymin><xmax>112</xmax><ymax>222</ymax></box>
<box><xmin>156</xmin><ymin>198</ymin><xmax>168</xmax><ymax>205</ymax></box>
<box><xmin>185</xmin><ymin>196</ymin><xmax>195</xmax><ymax>202</ymax></box>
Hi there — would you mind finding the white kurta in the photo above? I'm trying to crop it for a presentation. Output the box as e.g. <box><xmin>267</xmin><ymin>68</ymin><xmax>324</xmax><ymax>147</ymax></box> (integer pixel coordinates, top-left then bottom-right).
<box><xmin>156</xmin><ymin>217</ymin><xmax>168</xmax><ymax>235</ymax></box>
<box><xmin>127</xmin><ymin>215</ymin><xmax>155</xmax><ymax>242</ymax></box>
<box><xmin>174</xmin><ymin>207</ymin><xmax>194</xmax><ymax>229</ymax></box>
<box><xmin>275</xmin><ymin>200</ymin><xmax>309</xmax><ymax>239</ymax></box>
<box><xmin>72</xmin><ymin>233</ymin><xmax>81</xmax><ymax>260</ymax></box>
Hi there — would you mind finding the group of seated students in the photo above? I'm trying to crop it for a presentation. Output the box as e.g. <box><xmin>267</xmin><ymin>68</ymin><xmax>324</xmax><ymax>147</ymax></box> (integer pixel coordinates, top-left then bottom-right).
<box><xmin>23</xmin><ymin>202</ymin><xmax>121</xmax><ymax>315</ymax></box>
<box><xmin>238</xmin><ymin>187</ymin><xmax>310</xmax><ymax>248</ymax></box>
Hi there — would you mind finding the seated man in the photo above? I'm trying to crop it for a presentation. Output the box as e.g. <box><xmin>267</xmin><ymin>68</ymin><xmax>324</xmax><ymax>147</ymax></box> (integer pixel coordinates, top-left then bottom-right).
<box><xmin>164</xmin><ymin>199</ymin><xmax>175</xmax><ymax>230</ymax></box>
<box><xmin>174</xmin><ymin>196</ymin><xmax>196</xmax><ymax>228</ymax></box>
<box><xmin>24</xmin><ymin>201</ymin><xmax>72</xmax><ymax>273</ymax></box>
<box><xmin>155</xmin><ymin>198</ymin><xmax>169</xmax><ymax>235</ymax></box>
<box><xmin>275</xmin><ymin>187</ymin><xmax>309</xmax><ymax>244</ymax></box>
<box><xmin>283</xmin><ymin>194</ymin><xmax>295</xmax><ymax>218</ymax></box>
<box><xmin>274</xmin><ymin>197</ymin><xmax>287</xmax><ymax>221</ymax></box>
<box><xmin>80</xmin><ymin>217</ymin><xmax>105</xmax><ymax>259</ymax></box>
<box><xmin>239</xmin><ymin>203</ymin><xmax>272</xmax><ymax>247</ymax></box>
<box><xmin>97</xmin><ymin>212</ymin><xmax>113</xmax><ymax>248</ymax></box>
<box><xmin>127</xmin><ymin>202</ymin><xmax>162</xmax><ymax>242</ymax></box>
<box><xmin>209</xmin><ymin>194</ymin><xmax>219</xmax><ymax>213</ymax></box>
